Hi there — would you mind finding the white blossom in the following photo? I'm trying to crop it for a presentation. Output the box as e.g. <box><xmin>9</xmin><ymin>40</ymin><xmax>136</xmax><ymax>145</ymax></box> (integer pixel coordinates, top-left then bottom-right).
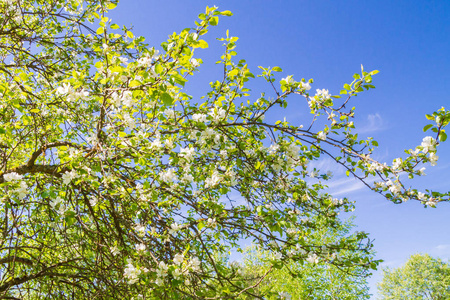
<box><xmin>205</xmin><ymin>171</ymin><xmax>221</xmax><ymax>188</ymax></box>
<box><xmin>189</xmin><ymin>257</ymin><xmax>201</xmax><ymax>272</ymax></box>
<box><xmin>62</xmin><ymin>170</ymin><xmax>78</xmax><ymax>185</ymax></box>
<box><xmin>421</xmin><ymin>136</ymin><xmax>436</xmax><ymax>153</ymax></box>
<box><xmin>56</xmin><ymin>83</ymin><xmax>73</xmax><ymax>96</ymax></box>
<box><xmin>135</xmin><ymin>243</ymin><xmax>146</xmax><ymax>252</ymax></box>
<box><xmin>118</xmin><ymin>56</ymin><xmax>129</xmax><ymax>65</ymax></box>
<box><xmin>180</xmin><ymin>147</ymin><xmax>195</xmax><ymax>161</ymax></box>
<box><xmin>50</xmin><ymin>197</ymin><xmax>63</xmax><ymax>209</ymax></box>
<box><xmin>150</xmin><ymin>137</ymin><xmax>163</xmax><ymax>149</ymax></box>
<box><xmin>137</xmin><ymin>54</ymin><xmax>153</xmax><ymax>68</ymax></box>
<box><xmin>273</xmin><ymin>251</ymin><xmax>282</xmax><ymax>260</ymax></box>
<box><xmin>87</xmin><ymin>196</ymin><xmax>97</xmax><ymax>206</ymax></box>
<box><xmin>306</xmin><ymin>253</ymin><xmax>319</xmax><ymax>264</ymax></box>
<box><xmin>429</xmin><ymin>152</ymin><xmax>439</xmax><ymax>166</ymax></box>
<box><xmin>268</xmin><ymin>144</ymin><xmax>279</xmax><ymax>154</ymax></box>
<box><xmin>160</xmin><ymin>168</ymin><xmax>177</xmax><ymax>183</ymax></box>
<box><xmin>417</xmin><ymin>167</ymin><xmax>426</xmax><ymax>175</ymax></box>
<box><xmin>169</xmin><ymin>222</ymin><xmax>182</xmax><ymax>235</ymax></box>
<box><xmin>3</xmin><ymin>172</ymin><xmax>23</xmax><ymax>182</ymax></box>
<box><xmin>298</xmin><ymin>81</ymin><xmax>311</xmax><ymax>91</ymax></box>
<box><xmin>124</xmin><ymin>260</ymin><xmax>141</xmax><ymax>284</ymax></box>
<box><xmin>417</xmin><ymin>192</ymin><xmax>427</xmax><ymax>201</ymax></box>
<box><xmin>317</xmin><ymin>131</ymin><xmax>327</xmax><ymax>141</ymax></box>
<box><xmin>315</xmin><ymin>88</ymin><xmax>331</xmax><ymax>99</ymax></box>
<box><xmin>173</xmin><ymin>253</ymin><xmax>184</xmax><ymax>265</ymax></box>
<box><xmin>123</xmin><ymin>113</ymin><xmax>136</xmax><ymax>129</ymax></box>
<box><xmin>209</xmin><ymin>107</ymin><xmax>226</xmax><ymax>122</ymax></box>
<box><xmin>121</xmin><ymin>91</ymin><xmax>134</xmax><ymax>107</ymax></box>
<box><xmin>135</xmin><ymin>224</ymin><xmax>146</xmax><ymax>236</ymax></box>
<box><xmin>182</xmin><ymin>173</ymin><xmax>194</xmax><ymax>183</ymax></box>
<box><xmin>279</xmin><ymin>291</ymin><xmax>292</xmax><ymax>300</ymax></box>
<box><xmin>207</xmin><ymin>218</ymin><xmax>216</xmax><ymax>227</ymax></box>
<box><xmin>165</xmin><ymin>108</ymin><xmax>176</xmax><ymax>119</ymax></box>
<box><xmin>15</xmin><ymin>181</ymin><xmax>28</xmax><ymax>199</ymax></box>
<box><xmin>426</xmin><ymin>198</ymin><xmax>437</xmax><ymax>207</ymax></box>
<box><xmin>157</xmin><ymin>261</ymin><xmax>169</xmax><ymax>278</ymax></box>
<box><xmin>282</xmin><ymin>75</ymin><xmax>294</xmax><ymax>84</ymax></box>
<box><xmin>392</xmin><ymin>158</ymin><xmax>402</xmax><ymax>170</ymax></box>
<box><xmin>110</xmin><ymin>246</ymin><xmax>120</xmax><ymax>256</ymax></box>
<box><xmin>190</xmin><ymin>58</ymin><xmax>200</xmax><ymax>67</ymax></box>
<box><xmin>192</xmin><ymin>113</ymin><xmax>207</xmax><ymax>123</ymax></box>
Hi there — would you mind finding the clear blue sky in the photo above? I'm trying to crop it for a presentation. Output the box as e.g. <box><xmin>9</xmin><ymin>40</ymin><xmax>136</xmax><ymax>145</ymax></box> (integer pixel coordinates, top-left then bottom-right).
<box><xmin>109</xmin><ymin>1</ymin><xmax>450</xmax><ymax>297</ymax></box>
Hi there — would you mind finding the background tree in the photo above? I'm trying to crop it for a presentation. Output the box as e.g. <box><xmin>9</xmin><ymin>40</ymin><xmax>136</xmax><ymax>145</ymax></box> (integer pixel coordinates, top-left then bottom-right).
<box><xmin>377</xmin><ymin>254</ymin><xmax>450</xmax><ymax>300</ymax></box>
<box><xmin>0</xmin><ymin>0</ymin><xmax>449</xmax><ymax>299</ymax></box>
<box><xmin>237</xmin><ymin>217</ymin><xmax>373</xmax><ymax>299</ymax></box>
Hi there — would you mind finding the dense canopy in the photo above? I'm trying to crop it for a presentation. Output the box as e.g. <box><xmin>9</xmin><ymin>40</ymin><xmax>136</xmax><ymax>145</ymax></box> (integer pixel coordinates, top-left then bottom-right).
<box><xmin>0</xmin><ymin>0</ymin><xmax>448</xmax><ymax>299</ymax></box>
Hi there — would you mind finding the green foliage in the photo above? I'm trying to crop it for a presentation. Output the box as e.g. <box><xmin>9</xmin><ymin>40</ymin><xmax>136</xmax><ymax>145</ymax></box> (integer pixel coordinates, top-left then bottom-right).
<box><xmin>0</xmin><ymin>0</ymin><xmax>448</xmax><ymax>299</ymax></box>
<box><xmin>238</xmin><ymin>218</ymin><xmax>373</xmax><ymax>299</ymax></box>
<box><xmin>378</xmin><ymin>254</ymin><xmax>450</xmax><ymax>299</ymax></box>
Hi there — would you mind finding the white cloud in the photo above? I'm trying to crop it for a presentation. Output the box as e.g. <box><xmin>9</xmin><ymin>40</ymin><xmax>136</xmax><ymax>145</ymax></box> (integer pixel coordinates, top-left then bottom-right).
<box><xmin>325</xmin><ymin>176</ymin><xmax>378</xmax><ymax>196</ymax></box>
<box><xmin>358</xmin><ymin>113</ymin><xmax>388</xmax><ymax>134</ymax></box>
<box><xmin>432</xmin><ymin>244</ymin><xmax>450</xmax><ymax>259</ymax></box>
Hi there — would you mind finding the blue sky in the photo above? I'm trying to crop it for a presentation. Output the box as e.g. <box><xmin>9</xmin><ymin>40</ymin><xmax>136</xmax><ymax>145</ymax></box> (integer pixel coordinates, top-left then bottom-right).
<box><xmin>110</xmin><ymin>1</ymin><xmax>450</xmax><ymax>297</ymax></box>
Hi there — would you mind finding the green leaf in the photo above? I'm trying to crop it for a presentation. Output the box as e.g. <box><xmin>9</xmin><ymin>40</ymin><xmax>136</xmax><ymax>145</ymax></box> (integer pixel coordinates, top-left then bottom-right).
<box><xmin>173</xmin><ymin>74</ymin><xmax>187</xmax><ymax>87</ymax></box>
<box><xmin>272</xmin><ymin>66</ymin><xmax>282</xmax><ymax>72</ymax></box>
<box><xmin>96</xmin><ymin>27</ymin><xmax>104</xmax><ymax>35</ymax></box>
<box><xmin>198</xmin><ymin>221</ymin><xmax>205</xmax><ymax>231</ymax></box>
<box><xmin>209</xmin><ymin>16</ymin><xmax>219</xmax><ymax>26</ymax></box>
<box><xmin>129</xmin><ymin>80</ymin><xmax>140</xmax><ymax>87</ymax></box>
<box><xmin>439</xmin><ymin>131</ymin><xmax>447</xmax><ymax>142</ymax></box>
<box><xmin>110</xmin><ymin>24</ymin><xmax>120</xmax><ymax>30</ymax></box>
<box><xmin>155</xmin><ymin>64</ymin><xmax>163</xmax><ymax>75</ymax></box>
<box><xmin>423</xmin><ymin>124</ymin><xmax>433</xmax><ymax>132</ymax></box>
<box><xmin>161</xmin><ymin>92</ymin><xmax>173</xmax><ymax>106</ymax></box>
<box><xmin>107</xmin><ymin>2</ymin><xmax>117</xmax><ymax>9</ymax></box>
<box><xmin>228</xmin><ymin>69</ymin><xmax>239</xmax><ymax>77</ymax></box>
<box><xmin>220</xmin><ymin>10</ymin><xmax>233</xmax><ymax>16</ymax></box>
<box><xmin>195</xmin><ymin>40</ymin><xmax>209</xmax><ymax>49</ymax></box>
<box><xmin>425</xmin><ymin>114</ymin><xmax>434</xmax><ymax>120</ymax></box>
<box><xmin>126</xmin><ymin>31</ymin><xmax>134</xmax><ymax>39</ymax></box>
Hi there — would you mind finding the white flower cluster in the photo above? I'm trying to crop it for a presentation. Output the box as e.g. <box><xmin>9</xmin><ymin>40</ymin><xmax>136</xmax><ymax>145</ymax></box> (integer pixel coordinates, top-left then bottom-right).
<box><xmin>298</xmin><ymin>81</ymin><xmax>311</xmax><ymax>91</ymax></box>
<box><xmin>111</xmin><ymin>91</ymin><xmax>134</xmax><ymax>108</ymax></box>
<box><xmin>56</xmin><ymin>83</ymin><xmax>89</xmax><ymax>102</ymax></box>
<box><xmin>315</xmin><ymin>88</ymin><xmax>331</xmax><ymax>100</ymax></box>
<box><xmin>317</xmin><ymin>131</ymin><xmax>327</xmax><ymax>141</ymax></box>
<box><xmin>179</xmin><ymin>147</ymin><xmax>195</xmax><ymax>162</ymax></box>
<box><xmin>50</xmin><ymin>197</ymin><xmax>67</xmax><ymax>215</ymax></box>
<box><xmin>209</xmin><ymin>107</ymin><xmax>226</xmax><ymax>123</ymax></box>
<box><xmin>160</xmin><ymin>168</ymin><xmax>177</xmax><ymax>183</ymax></box>
<box><xmin>3</xmin><ymin>172</ymin><xmax>23</xmax><ymax>182</ymax></box>
<box><xmin>306</xmin><ymin>253</ymin><xmax>319</xmax><ymax>264</ymax></box>
<box><xmin>205</xmin><ymin>171</ymin><xmax>221</xmax><ymax>188</ymax></box>
<box><xmin>3</xmin><ymin>172</ymin><xmax>28</xmax><ymax>199</ymax></box>
<box><xmin>279</xmin><ymin>291</ymin><xmax>292</xmax><ymax>300</ymax></box>
<box><xmin>137</xmin><ymin>50</ymin><xmax>159</xmax><ymax>68</ymax></box>
<box><xmin>124</xmin><ymin>260</ymin><xmax>141</xmax><ymax>284</ymax></box>
<box><xmin>169</xmin><ymin>222</ymin><xmax>183</xmax><ymax>235</ymax></box>
<box><xmin>412</xmin><ymin>136</ymin><xmax>439</xmax><ymax>166</ymax></box>
<box><xmin>192</xmin><ymin>113</ymin><xmax>207</xmax><ymax>123</ymax></box>
<box><xmin>62</xmin><ymin>170</ymin><xmax>79</xmax><ymax>185</ymax></box>
<box><xmin>153</xmin><ymin>255</ymin><xmax>200</xmax><ymax>286</ymax></box>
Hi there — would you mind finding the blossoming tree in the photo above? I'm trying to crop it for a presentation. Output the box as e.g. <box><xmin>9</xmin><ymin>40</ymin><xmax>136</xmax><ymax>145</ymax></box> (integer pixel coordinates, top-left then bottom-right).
<box><xmin>0</xmin><ymin>0</ymin><xmax>449</xmax><ymax>299</ymax></box>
